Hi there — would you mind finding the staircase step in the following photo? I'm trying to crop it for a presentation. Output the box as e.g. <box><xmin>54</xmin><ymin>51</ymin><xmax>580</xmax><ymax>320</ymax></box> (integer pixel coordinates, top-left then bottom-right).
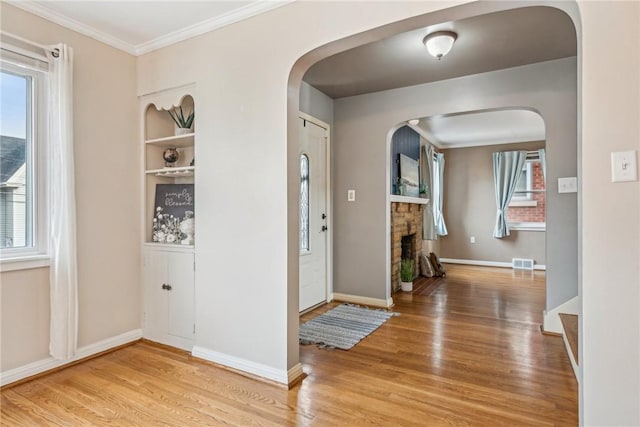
<box><xmin>559</xmin><ymin>313</ymin><xmax>578</xmax><ymax>365</ymax></box>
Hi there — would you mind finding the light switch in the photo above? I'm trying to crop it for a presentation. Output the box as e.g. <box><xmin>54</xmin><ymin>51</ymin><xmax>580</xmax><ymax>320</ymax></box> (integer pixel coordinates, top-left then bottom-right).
<box><xmin>347</xmin><ymin>190</ymin><xmax>355</xmax><ymax>201</ymax></box>
<box><xmin>558</xmin><ymin>177</ymin><xmax>578</xmax><ymax>193</ymax></box>
<box><xmin>611</xmin><ymin>150</ymin><xmax>638</xmax><ymax>183</ymax></box>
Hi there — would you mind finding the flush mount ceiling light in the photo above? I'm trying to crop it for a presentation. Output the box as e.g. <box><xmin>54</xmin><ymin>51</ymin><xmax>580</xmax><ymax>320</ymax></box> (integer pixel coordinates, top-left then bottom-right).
<box><xmin>423</xmin><ymin>31</ymin><xmax>457</xmax><ymax>60</ymax></box>
<box><xmin>408</xmin><ymin>119</ymin><xmax>420</xmax><ymax>126</ymax></box>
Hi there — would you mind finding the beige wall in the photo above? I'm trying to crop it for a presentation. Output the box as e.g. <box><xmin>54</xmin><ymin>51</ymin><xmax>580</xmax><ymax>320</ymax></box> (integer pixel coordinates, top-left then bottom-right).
<box><xmin>0</xmin><ymin>4</ymin><xmax>140</xmax><ymax>371</ymax></box>
<box><xmin>0</xmin><ymin>268</ymin><xmax>50</xmax><ymax>369</ymax></box>
<box><xmin>440</xmin><ymin>141</ymin><xmax>546</xmax><ymax>264</ymax></box>
<box><xmin>580</xmin><ymin>1</ymin><xmax>640</xmax><ymax>423</ymax></box>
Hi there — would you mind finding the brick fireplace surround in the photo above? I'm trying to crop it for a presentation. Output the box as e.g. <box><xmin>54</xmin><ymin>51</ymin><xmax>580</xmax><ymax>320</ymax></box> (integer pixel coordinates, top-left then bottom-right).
<box><xmin>391</xmin><ymin>202</ymin><xmax>424</xmax><ymax>291</ymax></box>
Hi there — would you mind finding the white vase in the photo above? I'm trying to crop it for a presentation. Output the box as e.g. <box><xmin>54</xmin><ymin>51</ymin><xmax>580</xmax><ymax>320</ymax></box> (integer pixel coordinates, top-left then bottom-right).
<box><xmin>400</xmin><ymin>281</ymin><xmax>413</xmax><ymax>292</ymax></box>
<box><xmin>180</xmin><ymin>218</ymin><xmax>195</xmax><ymax>245</ymax></box>
<box><xmin>175</xmin><ymin>126</ymin><xmax>192</xmax><ymax>136</ymax></box>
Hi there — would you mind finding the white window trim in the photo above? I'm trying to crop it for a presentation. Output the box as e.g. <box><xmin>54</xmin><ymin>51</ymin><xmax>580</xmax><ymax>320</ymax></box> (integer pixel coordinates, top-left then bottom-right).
<box><xmin>509</xmin><ymin>222</ymin><xmax>546</xmax><ymax>232</ymax></box>
<box><xmin>0</xmin><ymin>60</ymin><xmax>50</xmax><ymax>270</ymax></box>
<box><xmin>509</xmin><ymin>200</ymin><xmax>538</xmax><ymax>207</ymax></box>
<box><xmin>511</xmin><ymin>161</ymin><xmax>533</xmax><ymax>202</ymax></box>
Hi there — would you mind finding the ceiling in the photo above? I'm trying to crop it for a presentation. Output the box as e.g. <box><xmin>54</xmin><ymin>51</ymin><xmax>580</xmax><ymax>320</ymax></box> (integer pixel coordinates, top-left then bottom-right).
<box><xmin>9</xmin><ymin>2</ymin><xmax>571</xmax><ymax>148</ymax></box>
<box><xmin>410</xmin><ymin>109</ymin><xmax>545</xmax><ymax>149</ymax></box>
<box><xmin>304</xmin><ymin>6</ymin><xmax>576</xmax><ymax>99</ymax></box>
<box><xmin>303</xmin><ymin>6</ymin><xmax>574</xmax><ymax>148</ymax></box>
<box><xmin>8</xmin><ymin>1</ymin><xmax>291</xmax><ymax>55</ymax></box>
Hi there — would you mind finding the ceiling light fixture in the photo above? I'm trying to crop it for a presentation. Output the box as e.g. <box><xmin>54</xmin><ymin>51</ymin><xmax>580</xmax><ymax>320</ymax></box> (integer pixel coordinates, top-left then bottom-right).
<box><xmin>408</xmin><ymin>119</ymin><xmax>420</xmax><ymax>126</ymax></box>
<box><xmin>423</xmin><ymin>31</ymin><xmax>457</xmax><ymax>60</ymax></box>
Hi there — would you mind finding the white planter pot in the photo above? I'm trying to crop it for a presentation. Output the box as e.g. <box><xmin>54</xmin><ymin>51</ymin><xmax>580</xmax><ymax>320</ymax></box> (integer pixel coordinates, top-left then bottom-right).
<box><xmin>175</xmin><ymin>126</ymin><xmax>192</xmax><ymax>136</ymax></box>
<box><xmin>400</xmin><ymin>281</ymin><xmax>413</xmax><ymax>292</ymax></box>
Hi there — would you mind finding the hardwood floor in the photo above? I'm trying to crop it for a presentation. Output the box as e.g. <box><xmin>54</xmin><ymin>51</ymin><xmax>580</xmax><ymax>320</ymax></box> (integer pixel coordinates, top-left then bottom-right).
<box><xmin>1</xmin><ymin>265</ymin><xmax>577</xmax><ymax>426</ymax></box>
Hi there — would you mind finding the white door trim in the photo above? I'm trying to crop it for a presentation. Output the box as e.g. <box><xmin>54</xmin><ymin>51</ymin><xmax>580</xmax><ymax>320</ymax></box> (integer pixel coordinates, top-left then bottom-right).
<box><xmin>298</xmin><ymin>112</ymin><xmax>332</xmax><ymax>307</ymax></box>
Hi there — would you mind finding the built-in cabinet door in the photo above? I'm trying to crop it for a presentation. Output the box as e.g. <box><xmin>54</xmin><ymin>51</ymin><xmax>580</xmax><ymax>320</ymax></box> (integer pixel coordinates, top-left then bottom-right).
<box><xmin>167</xmin><ymin>252</ymin><xmax>195</xmax><ymax>339</ymax></box>
<box><xmin>144</xmin><ymin>248</ymin><xmax>194</xmax><ymax>350</ymax></box>
<box><xmin>144</xmin><ymin>250</ymin><xmax>170</xmax><ymax>336</ymax></box>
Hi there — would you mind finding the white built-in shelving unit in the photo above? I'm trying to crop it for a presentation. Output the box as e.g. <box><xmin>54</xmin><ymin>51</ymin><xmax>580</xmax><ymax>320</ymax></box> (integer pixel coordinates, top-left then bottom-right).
<box><xmin>140</xmin><ymin>85</ymin><xmax>196</xmax><ymax>351</ymax></box>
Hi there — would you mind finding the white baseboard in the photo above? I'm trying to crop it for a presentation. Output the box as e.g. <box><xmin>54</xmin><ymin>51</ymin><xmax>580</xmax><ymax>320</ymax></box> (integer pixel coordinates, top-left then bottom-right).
<box><xmin>440</xmin><ymin>258</ymin><xmax>546</xmax><ymax>271</ymax></box>
<box><xmin>543</xmin><ymin>296</ymin><xmax>579</xmax><ymax>334</ymax></box>
<box><xmin>331</xmin><ymin>292</ymin><xmax>394</xmax><ymax>308</ymax></box>
<box><xmin>192</xmin><ymin>346</ymin><xmax>290</xmax><ymax>385</ymax></box>
<box><xmin>0</xmin><ymin>329</ymin><xmax>142</xmax><ymax>387</ymax></box>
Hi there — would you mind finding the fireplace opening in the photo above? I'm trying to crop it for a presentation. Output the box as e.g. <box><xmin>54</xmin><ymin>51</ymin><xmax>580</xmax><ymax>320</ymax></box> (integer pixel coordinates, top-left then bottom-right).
<box><xmin>401</xmin><ymin>234</ymin><xmax>415</xmax><ymax>260</ymax></box>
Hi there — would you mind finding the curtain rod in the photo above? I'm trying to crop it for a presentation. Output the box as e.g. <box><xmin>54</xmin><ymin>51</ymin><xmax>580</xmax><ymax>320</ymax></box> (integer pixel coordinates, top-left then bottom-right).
<box><xmin>0</xmin><ymin>30</ymin><xmax>59</xmax><ymax>57</ymax></box>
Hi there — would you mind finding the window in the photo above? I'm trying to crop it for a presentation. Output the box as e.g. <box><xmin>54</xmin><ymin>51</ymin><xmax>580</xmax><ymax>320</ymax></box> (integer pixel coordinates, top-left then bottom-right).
<box><xmin>511</xmin><ymin>162</ymin><xmax>533</xmax><ymax>202</ymax></box>
<box><xmin>507</xmin><ymin>158</ymin><xmax>546</xmax><ymax>230</ymax></box>
<box><xmin>0</xmin><ymin>59</ymin><xmax>48</xmax><ymax>264</ymax></box>
<box><xmin>300</xmin><ymin>154</ymin><xmax>309</xmax><ymax>252</ymax></box>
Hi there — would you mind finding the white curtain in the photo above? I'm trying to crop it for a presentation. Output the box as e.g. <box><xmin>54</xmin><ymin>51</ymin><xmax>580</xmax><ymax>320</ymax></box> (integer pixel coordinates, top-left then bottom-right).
<box><xmin>421</xmin><ymin>145</ymin><xmax>437</xmax><ymax>240</ymax></box>
<box><xmin>492</xmin><ymin>150</ymin><xmax>527</xmax><ymax>238</ymax></box>
<box><xmin>48</xmin><ymin>44</ymin><xmax>78</xmax><ymax>360</ymax></box>
<box><xmin>433</xmin><ymin>153</ymin><xmax>448</xmax><ymax>236</ymax></box>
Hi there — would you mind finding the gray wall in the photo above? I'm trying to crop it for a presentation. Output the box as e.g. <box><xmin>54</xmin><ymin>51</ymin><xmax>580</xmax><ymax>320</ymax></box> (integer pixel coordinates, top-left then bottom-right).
<box><xmin>333</xmin><ymin>57</ymin><xmax>577</xmax><ymax>311</ymax></box>
<box><xmin>299</xmin><ymin>81</ymin><xmax>333</xmax><ymax>126</ymax></box>
<box><xmin>439</xmin><ymin>141</ymin><xmax>546</xmax><ymax>264</ymax></box>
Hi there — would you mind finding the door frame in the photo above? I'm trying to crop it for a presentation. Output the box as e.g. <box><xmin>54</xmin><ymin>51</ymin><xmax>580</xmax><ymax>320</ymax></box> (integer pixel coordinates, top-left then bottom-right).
<box><xmin>298</xmin><ymin>111</ymin><xmax>332</xmax><ymax>310</ymax></box>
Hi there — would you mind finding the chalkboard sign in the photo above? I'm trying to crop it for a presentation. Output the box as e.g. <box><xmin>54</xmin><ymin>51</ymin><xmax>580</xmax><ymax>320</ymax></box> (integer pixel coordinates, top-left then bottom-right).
<box><xmin>154</xmin><ymin>184</ymin><xmax>194</xmax><ymax>220</ymax></box>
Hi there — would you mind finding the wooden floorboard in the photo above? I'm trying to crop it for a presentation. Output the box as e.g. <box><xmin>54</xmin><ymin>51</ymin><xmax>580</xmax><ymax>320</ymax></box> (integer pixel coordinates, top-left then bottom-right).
<box><xmin>1</xmin><ymin>264</ymin><xmax>577</xmax><ymax>426</ymax></box>
<box><xmin>559</xmin><ymin>313</ymin><xmax>579</xmax><ymax>365</ymax></box>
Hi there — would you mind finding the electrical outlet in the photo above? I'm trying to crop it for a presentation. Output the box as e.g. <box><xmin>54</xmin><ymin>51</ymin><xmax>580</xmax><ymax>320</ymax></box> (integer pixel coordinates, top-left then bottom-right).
<box><xmin>470</xmin><ymin>236</ymin><xmax>476</xmax><ymax>244</ymax></box>
<box><xmin>347</xmin><ymin>190</ymin><xmax>355</xmax><ymax>201</ymax></box>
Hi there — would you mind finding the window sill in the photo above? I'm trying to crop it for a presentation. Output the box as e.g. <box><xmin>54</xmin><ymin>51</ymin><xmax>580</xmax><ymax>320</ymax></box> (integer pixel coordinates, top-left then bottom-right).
<box><xmin>509</xmin><ymin>223</ymin><xmax>546</xmax><ymax>232</ymax></box>
<box><xmin>509</xmin><ymin>200</ymin><xmax>538</xmax><ymax>207</ymax></box>
<box><xmin>0</xmin><ymin>255</ymin><xmax>50</xmax><ymax>272</ymax></box>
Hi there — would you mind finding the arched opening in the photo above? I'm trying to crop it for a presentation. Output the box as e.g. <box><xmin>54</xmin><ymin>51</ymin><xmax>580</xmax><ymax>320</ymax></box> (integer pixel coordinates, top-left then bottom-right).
<box><xmin>287</xmin><ymin>2</ymin><xmax>580</xmax><ymax>421</ymax></box>
<box><xmin>385</xmin><ymin>107</ymin><xmax>547</xmax><ymax>309</ymax></box>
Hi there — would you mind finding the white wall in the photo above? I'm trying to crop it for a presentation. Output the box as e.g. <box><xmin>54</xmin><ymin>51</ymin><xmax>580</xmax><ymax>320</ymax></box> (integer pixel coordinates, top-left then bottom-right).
<box><xmin>331</xmin><ymin>58</ymin><xmax>577</xmax><ymax>308</ymax></box>
<box><xmin>0</xmin><ymin>5</ymin><xmax>140</xmax><ymax>371</ymax></box>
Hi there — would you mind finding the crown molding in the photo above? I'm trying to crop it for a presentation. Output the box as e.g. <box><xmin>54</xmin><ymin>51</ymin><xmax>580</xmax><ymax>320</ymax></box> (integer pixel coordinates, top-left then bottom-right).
<box><xmin>7</xmin><ymin>0</ymin><xmax>137</xmax><ymax>55</ymax></box>
<box><xmin>7</xmin><ymin>1</ymin><xmax>295</xmax><ymax>57</ymax></box>
<box><xmin>134</xmin><ymin>1</ymin><xmax>295</xmax><ymax>55</ymax></box>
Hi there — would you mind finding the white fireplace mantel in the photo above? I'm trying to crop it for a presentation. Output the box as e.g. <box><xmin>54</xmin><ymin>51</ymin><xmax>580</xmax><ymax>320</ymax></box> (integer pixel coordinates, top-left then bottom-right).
<box><xmin>390</xmin><ymin>195</ymin><xmax>429</xmax><ymax>205</ymax></box>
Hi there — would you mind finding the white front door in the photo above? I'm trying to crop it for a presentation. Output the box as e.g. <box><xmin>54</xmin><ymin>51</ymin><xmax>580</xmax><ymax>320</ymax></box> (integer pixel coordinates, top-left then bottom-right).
<box><xmin>299</xmin><ymin>116</ymin><xmax>328</xmax><ymax>312</ymax></box>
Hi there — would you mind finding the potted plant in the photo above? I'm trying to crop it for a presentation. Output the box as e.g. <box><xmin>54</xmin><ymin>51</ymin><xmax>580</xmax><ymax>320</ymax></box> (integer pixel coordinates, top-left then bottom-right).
<box><xmin>168</xmin><ymin>106</ymin><xmax>194</xmax><ymax>135</ymax></box>
<box><xmin>400</xmin><ymin>258</ymin><xmax>414</xmax><ymax>292</ymax></box>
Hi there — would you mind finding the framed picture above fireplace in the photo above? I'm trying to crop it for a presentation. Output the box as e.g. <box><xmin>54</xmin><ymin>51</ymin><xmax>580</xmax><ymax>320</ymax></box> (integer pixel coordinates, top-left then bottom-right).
<box><xmin>399</xmin><ymin>153</ymin><xmax>420</xmax><ymax>197</ymax></box>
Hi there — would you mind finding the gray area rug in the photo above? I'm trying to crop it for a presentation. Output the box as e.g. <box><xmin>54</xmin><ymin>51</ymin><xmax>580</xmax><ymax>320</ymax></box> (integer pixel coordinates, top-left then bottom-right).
<box><xmin>299</xmin><ymin>304</ymin><xmax>398</xmax><ymax>350</ymax></box>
